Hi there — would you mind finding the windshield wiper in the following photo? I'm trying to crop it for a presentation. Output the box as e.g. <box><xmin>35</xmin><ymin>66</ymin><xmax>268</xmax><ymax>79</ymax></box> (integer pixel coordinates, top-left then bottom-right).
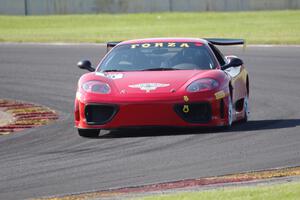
<box><xmin>102</xmin><ymin>69</ymin><xmax>124</xmax><ymax>72</ymax></box>
<box><xmin>102</xmin><ymin>68</ymin><xmax>180</xmax><ymax>72</ymax></box>
<box><xmin>141</xmin><ymin>67</ymin><xmax>180</xmax><ymax>71</ymax></box>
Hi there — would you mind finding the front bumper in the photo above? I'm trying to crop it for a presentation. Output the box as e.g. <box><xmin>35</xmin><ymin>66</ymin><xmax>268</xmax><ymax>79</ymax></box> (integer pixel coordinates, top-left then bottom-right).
<box><xmin>75</xmin><ymin>93</ymin><xmax>229</xmax><ymax>129</ymax></box>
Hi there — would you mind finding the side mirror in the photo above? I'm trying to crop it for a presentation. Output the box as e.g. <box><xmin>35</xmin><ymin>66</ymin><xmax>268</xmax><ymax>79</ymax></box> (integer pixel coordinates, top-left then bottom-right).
<box><xmin>77</xmin><ymin>60</ymin><xmax>95</xmax><ymax>72</ymax></box>
<box><xmin>221</xmin><ymin>58</ymin><xmax>243</xmax><ymax>70</ymax></box>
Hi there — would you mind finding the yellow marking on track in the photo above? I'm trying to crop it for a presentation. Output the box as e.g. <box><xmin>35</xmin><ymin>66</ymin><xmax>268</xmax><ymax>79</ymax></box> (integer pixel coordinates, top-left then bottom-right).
<box><xmin>7</xmin><ymin>107</ymin><xmax>44</xmax><ymax>114</ymax></box>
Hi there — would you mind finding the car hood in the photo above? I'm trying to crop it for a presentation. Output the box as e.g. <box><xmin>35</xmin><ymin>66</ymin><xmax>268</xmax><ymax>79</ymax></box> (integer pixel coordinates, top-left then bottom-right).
<box><xmin>95</xmin><ymin>70</ymin><xmax>211</xmax><ymax>94</ymax></box>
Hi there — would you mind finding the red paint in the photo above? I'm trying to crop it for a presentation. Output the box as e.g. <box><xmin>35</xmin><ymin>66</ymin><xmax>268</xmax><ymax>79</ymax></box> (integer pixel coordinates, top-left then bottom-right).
<box><xmin>75</xmin><ymin>38</ymin><xmax>249</xmax><ymax>130</ymax></box>
<box><xmin>84</xmin><ymin>176</ymin><xmax>255</xmax><ymax>196</ymax></box>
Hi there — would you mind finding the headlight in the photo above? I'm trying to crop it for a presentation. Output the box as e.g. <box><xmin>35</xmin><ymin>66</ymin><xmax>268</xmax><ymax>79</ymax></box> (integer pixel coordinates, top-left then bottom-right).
<box><xmin>187</xmin><ymin>78</ymin><xmax>219</xmax><ymax>92</ymax></box>
<box><xmin>82</xmin><ymin>81</ymin><xmax>111</xmax><ymax>94</ymax></box>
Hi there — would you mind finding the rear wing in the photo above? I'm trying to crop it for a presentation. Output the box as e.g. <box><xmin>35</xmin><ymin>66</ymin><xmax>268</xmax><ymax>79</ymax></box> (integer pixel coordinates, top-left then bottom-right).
<box><xmin>204</xmin><ymin>38</ymin><xmax>245</xmax><ymax>46</ymax></box>
<box><xmin>106</xmin><ymin>41</ymin><xmax>121</xmax><ymax>52</ymax></box>
<box><xmin>106</xmin><ymin>38</ymin><xmax>245</xmax><ymax>52</ymax></box>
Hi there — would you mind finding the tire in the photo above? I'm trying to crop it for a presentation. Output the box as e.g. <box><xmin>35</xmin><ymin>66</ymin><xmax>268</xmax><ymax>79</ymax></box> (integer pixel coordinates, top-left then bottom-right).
<box><xmin>78</xmin><ymin>129</ymin><xmax>100</xmax><ymax>138</ymax></box>
<box><xmin>241</xmin><ymin>95</ymin><xmax>249</xmax><ymax>123</ymax></box>
<box><xmin>226</xmin><ymin>96</ymin><xmax>233</xmax><ymax>127</ymax></box>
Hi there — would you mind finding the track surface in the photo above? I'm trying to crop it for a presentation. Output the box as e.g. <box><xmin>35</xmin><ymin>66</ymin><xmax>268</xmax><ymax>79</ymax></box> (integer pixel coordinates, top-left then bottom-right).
<box><xmin>0</xmin><ymin>44</ymin><xmax>299</xmax><ymax>200</ymax></box>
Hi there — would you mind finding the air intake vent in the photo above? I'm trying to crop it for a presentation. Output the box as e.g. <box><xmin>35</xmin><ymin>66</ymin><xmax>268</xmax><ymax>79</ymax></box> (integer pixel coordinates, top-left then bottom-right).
<box><xmin>85</xmin><ymin>104</ymin><xmax>118</xmax><ymax>125</ymax></box>
<box><xmin>174</xmin><ymin>103</ymin><xmax>211</xmax><ymax>123</ymax></box>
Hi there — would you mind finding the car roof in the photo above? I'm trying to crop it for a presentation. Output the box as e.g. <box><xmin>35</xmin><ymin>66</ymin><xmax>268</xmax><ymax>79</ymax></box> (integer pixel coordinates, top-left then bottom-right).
<box><xmin>118</xmin><ymin>38</ymin><xmax>209</xmax><ymax>45</ymax></box>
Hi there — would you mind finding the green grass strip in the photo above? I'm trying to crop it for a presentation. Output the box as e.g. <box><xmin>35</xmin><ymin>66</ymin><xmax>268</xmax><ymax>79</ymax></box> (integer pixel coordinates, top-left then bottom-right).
<box><xmin>0</xmin><ymin>10</ymin><xmax>299</xmax><ymax>44</ymax></box>
<box><xmin>134</xmin><ymin>181</ymin><xmax>300</xmax><ymax>200</ymax></box>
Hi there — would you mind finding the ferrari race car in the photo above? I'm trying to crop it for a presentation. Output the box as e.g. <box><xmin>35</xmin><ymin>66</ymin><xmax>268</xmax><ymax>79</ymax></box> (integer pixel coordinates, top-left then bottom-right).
<box><xmin>75</xmin><ymin>38</ymin><xmax>249</xmax><ymax>137</ymax></box>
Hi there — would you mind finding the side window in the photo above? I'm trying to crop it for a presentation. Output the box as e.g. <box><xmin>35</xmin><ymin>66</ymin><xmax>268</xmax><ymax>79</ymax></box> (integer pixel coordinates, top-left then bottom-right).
<box><xmin>209</xmin><ymin>44</ymin><xmax>226</xmax><ymax>66</ymax></box>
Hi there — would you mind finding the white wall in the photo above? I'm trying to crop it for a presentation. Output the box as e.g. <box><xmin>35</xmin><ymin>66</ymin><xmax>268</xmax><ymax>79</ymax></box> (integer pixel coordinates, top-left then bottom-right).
<box><xmin>0</xmin><ymin>0</ymin><xmax>299</xmax><ymax>15</ymax></box>
<box><xmin>0</xmin><ymin>0</ymin><xmax>25</xmax><ymax>15</ymax></box>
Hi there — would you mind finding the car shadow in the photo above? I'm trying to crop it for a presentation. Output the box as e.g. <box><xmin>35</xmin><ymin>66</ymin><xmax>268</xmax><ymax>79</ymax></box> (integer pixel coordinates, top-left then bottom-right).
<box><xmin>97</xmin><ymin>119</ymin><xmax>300</xmax><ymax>139</ymax></box>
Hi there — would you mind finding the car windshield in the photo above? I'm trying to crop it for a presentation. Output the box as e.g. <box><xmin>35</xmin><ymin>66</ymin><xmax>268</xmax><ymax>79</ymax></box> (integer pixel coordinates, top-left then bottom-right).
<box><xmin>98</xmin><ymin>42</ymin><xmax>216</xmax><ymax>72</ymax></box>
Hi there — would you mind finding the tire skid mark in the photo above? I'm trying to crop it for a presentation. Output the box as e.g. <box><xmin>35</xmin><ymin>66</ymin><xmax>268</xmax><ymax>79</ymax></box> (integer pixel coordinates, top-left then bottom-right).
<box><xmin>0</xmin><ymin>99</ymin><xmax>58</xmax><ymax>135</ymax></box>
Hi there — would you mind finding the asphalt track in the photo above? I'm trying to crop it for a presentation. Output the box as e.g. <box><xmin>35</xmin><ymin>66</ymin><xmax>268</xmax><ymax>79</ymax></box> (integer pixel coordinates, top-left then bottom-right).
<box><xmin>0</xmin><ymin>44</ymin><xmax>300</xmax><ymax>200</ymax></box>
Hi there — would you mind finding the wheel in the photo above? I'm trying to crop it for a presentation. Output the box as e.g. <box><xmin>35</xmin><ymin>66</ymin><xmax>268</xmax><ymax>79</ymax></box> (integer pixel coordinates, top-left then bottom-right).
<box><xmin>241</xmin><ymin>95</ymin><xmax>249</xmax><ymax>122</ymax></box>
<box><xmin>226</xmin><ymin>96</ymin><xmax>233</xmax><ymax>127</ymax></box>
<box><xmin>78</xmin><ymin>129</ymin><xmax>100</xmax><ymax>138</ymax></box>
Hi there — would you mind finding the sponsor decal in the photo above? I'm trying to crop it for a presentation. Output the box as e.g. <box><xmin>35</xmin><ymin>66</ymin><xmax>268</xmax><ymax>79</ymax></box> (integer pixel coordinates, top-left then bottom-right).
<box><xmin>215</xmin><ymin>90</ymin><xmax>226</xmax><ymax>100</ymax></box>
<box><xmin>76</xmin><ymin>92</ymin><xmax>82</xmax><ymax>100</ymax></box>
<box><xmin>182</xmin><ymin>105</ymin><xmax>190</xmax><ymax>113</ymax></box>
<box><xmin>131</xmin><ymin>42</ymin><xmax>192</xmax><ymax>49</ymax></box>
<box><xmin>183</xmin><ymin>95</ymin><xmax>189</xmax><ymax>102</ymax></box>
<box><xmin>96</xmin><ymin>72</ymin><xmax>123</xmax><ymax>80</ymax></box>
<box><xmin>106</xmin><ymin>73</ymin><xmax>123</xmax><ymax>79</ymax></box>
<box><xmin>129</xmin><ymin>83</ymin><xmax>170</xmax><ymax>93</ymax></box>
<box><xmin>182</xmin><ymin>96</ymin><xmax>190</xmax><ymax>113</ymax></box>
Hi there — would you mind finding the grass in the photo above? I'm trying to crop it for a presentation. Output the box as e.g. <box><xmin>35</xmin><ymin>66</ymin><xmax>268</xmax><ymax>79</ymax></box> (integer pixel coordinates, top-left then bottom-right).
<box><xmin>134</xmin><ymin>182</ymin><xmax>300</xmax><ymax>200</ymax></box>
<box><xmin>0</xmin><ymin>10</ymin><xmax>299</xmax><ymax>44</ymax></box>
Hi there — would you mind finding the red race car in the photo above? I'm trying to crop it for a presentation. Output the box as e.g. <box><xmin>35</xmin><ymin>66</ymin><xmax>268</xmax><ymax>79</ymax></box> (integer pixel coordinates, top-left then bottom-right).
<box><xmin>75</xmin><ymin>38</ymin><xmax>249</xmax><ymax>137</ymax></box>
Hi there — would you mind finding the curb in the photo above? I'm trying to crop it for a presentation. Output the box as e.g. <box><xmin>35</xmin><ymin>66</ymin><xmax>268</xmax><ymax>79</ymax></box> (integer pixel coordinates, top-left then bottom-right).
<box><xmin>0</xmin><ymin>99</ymin><xmax>59</xmax><ymax>135</ymax></box>
<box><xmin>38</xmin><ymin>166</ymin><xmax>300</xmax><ymax>200</ymax></box>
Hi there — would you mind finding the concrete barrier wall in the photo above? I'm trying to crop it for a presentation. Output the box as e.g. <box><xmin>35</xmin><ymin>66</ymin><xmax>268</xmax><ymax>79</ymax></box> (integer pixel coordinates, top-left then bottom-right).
<box><xmin>1</xmin><ymin>0</ymin><xmax>299</xmax><ymax>15</ymax></box>
<box><xmin>0</xmin><ymin>0</ymin><xmax>25</xmax><ymax>15</ymax></box>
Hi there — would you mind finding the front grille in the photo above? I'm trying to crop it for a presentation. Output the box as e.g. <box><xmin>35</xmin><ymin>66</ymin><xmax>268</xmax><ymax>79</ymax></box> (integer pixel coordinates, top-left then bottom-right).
<box><xmin>174</xmin><ymin>102</ymin><xmax>212</xmax><ymax>123</ymax></box>
<box><xmin>85</xmin><ymin>104</ymin><xmax>118</xmax><ymax>125</ymax></box>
